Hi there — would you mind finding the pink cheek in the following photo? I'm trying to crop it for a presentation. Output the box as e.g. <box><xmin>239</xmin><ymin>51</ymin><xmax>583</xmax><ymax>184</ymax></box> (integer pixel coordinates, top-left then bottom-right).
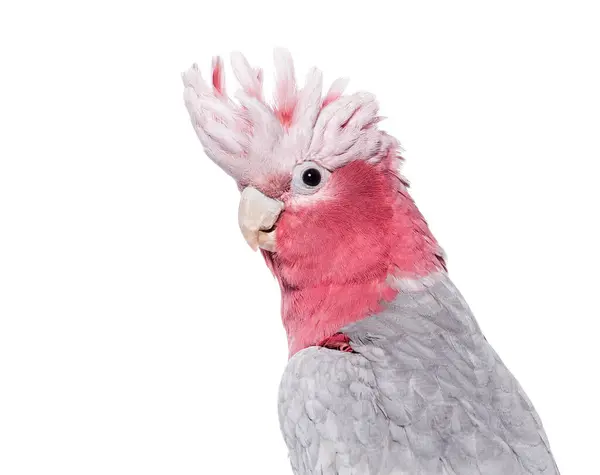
<box><xmin>273</xmin><ymin>160</ymin><xmax>398</xmax><ymax>280</ymax></box>
<box><xmin>276</xmin><ymin>203</ymin><xmax>391</xmax><ymax>280</ymax></box>
<box><xmin>275</xmin><ymin>211</ymin><xmax>307</xmax><ymax>257</ymax></box>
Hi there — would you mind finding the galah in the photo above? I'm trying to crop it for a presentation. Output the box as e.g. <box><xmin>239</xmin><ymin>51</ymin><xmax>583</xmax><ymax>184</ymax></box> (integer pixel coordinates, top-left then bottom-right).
<box><xmin>182</xmin><ymin>50</ymin><xmax>560</xmax><ymax>475</ymax></box>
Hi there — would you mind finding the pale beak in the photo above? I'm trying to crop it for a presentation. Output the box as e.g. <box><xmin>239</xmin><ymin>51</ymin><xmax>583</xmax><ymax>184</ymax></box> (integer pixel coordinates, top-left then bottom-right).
<box><xmin>238</xmin><ymin>186</ymin><xmax>284</xmax><ymax>252</ymax></box>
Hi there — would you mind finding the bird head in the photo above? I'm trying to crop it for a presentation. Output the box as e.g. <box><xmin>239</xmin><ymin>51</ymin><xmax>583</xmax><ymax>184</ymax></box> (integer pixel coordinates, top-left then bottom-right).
<box><xmin>183</xmin><ymin>50</ymin><xmax>446</xmax><ymax>355</ymax></box>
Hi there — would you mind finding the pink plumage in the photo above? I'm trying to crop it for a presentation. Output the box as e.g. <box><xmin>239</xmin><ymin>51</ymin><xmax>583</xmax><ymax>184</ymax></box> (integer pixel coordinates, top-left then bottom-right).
<box><xmin>269</xmin><ymin>156</ymin><xmax>444</xmax><ymax>355</ymax></box>
<box><xmin>182</xmin><ymin>49</ymin><xmax>445</xmax><ymax>355</ymax></box>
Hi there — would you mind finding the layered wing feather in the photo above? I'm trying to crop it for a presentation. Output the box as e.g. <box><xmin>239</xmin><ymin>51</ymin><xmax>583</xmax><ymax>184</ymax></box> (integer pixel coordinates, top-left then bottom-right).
<box><xmin>278</xmin><ymin>274</ymin><xmax>559</xmax><ymax>475</ymax></box>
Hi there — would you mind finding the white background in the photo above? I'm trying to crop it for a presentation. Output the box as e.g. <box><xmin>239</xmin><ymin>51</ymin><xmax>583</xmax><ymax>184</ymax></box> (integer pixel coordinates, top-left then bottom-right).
<box><xmin>1</xmin><ymin>1</ymin><xmax>598</xmax><ymax>474</ymax></box>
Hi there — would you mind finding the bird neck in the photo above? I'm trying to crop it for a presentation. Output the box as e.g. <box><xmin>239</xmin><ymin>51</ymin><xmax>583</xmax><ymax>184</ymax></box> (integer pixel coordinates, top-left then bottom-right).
<box><xmin>276</xmin><ymin>191</ymin><xmax>446</xmax><ymax>357</ymax></box>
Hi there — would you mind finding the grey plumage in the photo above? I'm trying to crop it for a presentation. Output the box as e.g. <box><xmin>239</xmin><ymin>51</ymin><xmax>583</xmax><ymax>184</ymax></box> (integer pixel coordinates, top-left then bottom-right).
<box><xmin>278</xmin><ymin>274</ymin><xmax>559</xmax><ymax>474</ymax></box>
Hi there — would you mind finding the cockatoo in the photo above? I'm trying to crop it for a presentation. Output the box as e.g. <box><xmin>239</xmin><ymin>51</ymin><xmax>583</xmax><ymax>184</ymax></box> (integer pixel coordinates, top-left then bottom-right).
<box><xmin>182</xmin><ymin>50</ymin><xmax>560</xmax><ymax>475</ymax></box>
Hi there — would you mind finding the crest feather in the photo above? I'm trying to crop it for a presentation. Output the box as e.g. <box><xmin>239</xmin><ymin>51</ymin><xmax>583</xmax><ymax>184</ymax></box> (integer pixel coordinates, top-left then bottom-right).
<box><xmin>273</xmin><ymin>48</ymin><xmax>297</xmax><ymax>126</ymax></box>
<box><xmin>182</xmin><ymin>49</ymin><xmax>397</xmax><ymax>184</ymax></box>
<box><xmin>231</xmin><ymin>52</ymin><xmax>263</xmax><ymax>101</ymax></box>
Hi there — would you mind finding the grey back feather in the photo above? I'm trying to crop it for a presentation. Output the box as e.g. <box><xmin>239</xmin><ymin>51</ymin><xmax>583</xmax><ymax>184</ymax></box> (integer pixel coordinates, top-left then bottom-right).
<box><xmin>278</xmin><ymin>274</ymin><xmax>560</xmax><ymax>475</ymax></box>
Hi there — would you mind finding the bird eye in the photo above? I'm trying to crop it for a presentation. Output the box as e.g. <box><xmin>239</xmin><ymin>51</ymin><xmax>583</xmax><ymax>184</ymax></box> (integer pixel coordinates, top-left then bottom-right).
<box><xmin>291</xmin><ymin>161</ymin><xmax>330</xmax><ymax>195</ymax></box>
<box><xmin>302</xmin><ymin>168</ymin><xmax>321</xmax><ymax>187</ymax></box>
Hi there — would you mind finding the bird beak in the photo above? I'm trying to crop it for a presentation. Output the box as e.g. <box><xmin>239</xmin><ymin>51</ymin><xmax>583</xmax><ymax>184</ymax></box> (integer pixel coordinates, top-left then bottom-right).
<box><xmin>238</xmin><ymin>186</ymin><xmax>284</xmax><ymax>252</ymax></box>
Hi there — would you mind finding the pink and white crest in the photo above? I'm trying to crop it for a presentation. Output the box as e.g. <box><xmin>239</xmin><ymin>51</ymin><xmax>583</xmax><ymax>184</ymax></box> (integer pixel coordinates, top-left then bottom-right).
<box><xmin>182</xmin><ymin>49</ymin><xmax>398</xmax><ymax>188</ymax></box>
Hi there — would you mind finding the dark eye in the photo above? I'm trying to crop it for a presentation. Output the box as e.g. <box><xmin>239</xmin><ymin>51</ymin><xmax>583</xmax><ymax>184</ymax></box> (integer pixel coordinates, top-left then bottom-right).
<box><xmin>302</xmin><ymin>168</ymin><xmax>322</xmax><ymax>187</ymax></box>
<box><xmin>292</xmin><ymin>162</ymin><xmax>330</xmax><ymax>195</ymax></box>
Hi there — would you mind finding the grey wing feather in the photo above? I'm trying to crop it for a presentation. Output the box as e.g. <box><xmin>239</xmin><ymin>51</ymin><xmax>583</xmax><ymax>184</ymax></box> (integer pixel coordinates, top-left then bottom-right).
<box><xmin>278</xmin><ymin>274</ymin><xmax>560</xmax><ymax>475</ymax></box>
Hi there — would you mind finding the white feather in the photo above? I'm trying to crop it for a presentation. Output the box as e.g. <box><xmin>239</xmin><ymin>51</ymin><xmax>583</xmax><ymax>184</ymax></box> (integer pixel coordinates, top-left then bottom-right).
<box><xmin>182</xmin><ymin>50</ymin><xmax>397</xmax><ymax>184</ymax></box>
<box><xmin>273</xmin><ymin>48</ymin><xmax>297</xmax><ymax>113</ymax></box>
<box><xmin>324</xmin><ymin>77</ymin><xmax>349</xmax><ymax>102</ymax></box>
<box><xmin>230</xmin><ymin>51</ymin><xmax>263</xmax><ymax>100</ymax></box>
